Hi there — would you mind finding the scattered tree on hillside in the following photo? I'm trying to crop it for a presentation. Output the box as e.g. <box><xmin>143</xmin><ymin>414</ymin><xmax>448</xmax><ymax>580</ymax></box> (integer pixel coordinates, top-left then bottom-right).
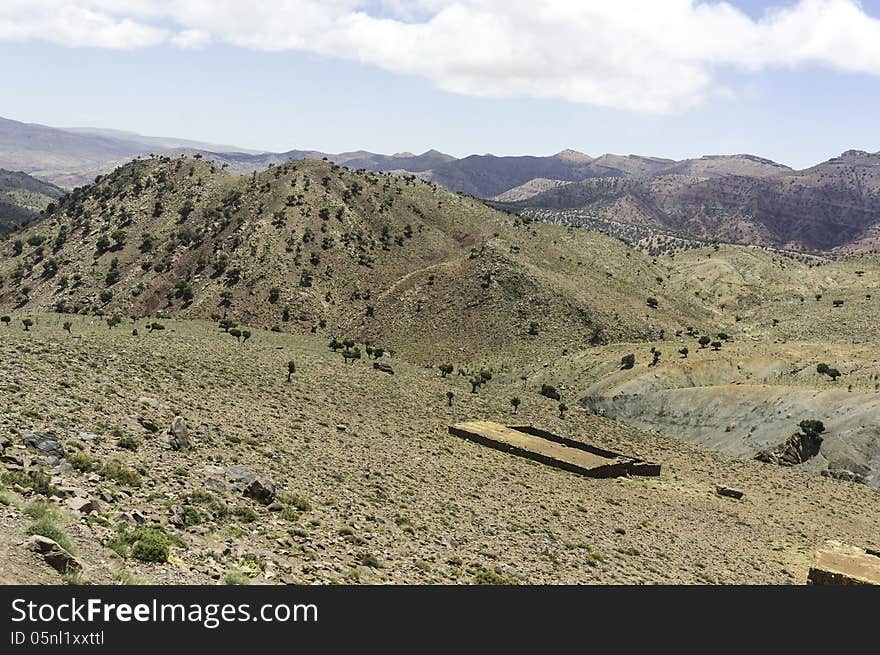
<box><xmin>439</xmin><ymin>364</ymin><xmax>454</xmax><ymax>378</ymax></box>
<box><xmin>511</xmin><ymin>397</ymin><xmax>521</xmax><ymax>414</ymax></box>
<box><xmin>287</xmin><ymin>361</ymin><xmax>296</xmax><ymax>382</ymax></box>
<box><xmin>621</xmin><ymin>354</ymin><xmax>635</xmax><ymax>369</ymax></box>
<box><xmin>22</xmin><ymin>318</ymin><xmax>33</xmax><ymax>331</ymax></box>
<box><xmin>558</xmin><ymin>403</ymin><xmax>568</xmax><ymax>419</ymax></box>
<box><xmin>63</xmin><ymin>321</ymin><xmax>72</xmax><ymax>334</ymax></box>
<box><xmin>679</xmin><ymin>347</ymin><xmax>688</xmax><ymax>358</ymax></box>
<box><xmin>711</xmin><ymin>341</ymin><xmax>722</xmax><ymax>351</ymax></box>
<box><xmin>698</xmin><ymin>335</ymin><xmax>711</xmax><ymax>348</ymax></box>
<box><xmin>343</xmin><ymin>347</ymin><xmax>361</xmax><ymax>364</ymax></box>
<box><xmin>446</xmin><ymin>391</ymin><xmax>454</xmax><ymax>407</ymax></box>
<box><xmin>1</xmin><ymin>316</ymin><xmax>11</xmax><ymax>327</ymax></box>
<box><xmin>646</xmin><ymin>297</ymin><xmax>658</xmax><ymax>309</ymax></box>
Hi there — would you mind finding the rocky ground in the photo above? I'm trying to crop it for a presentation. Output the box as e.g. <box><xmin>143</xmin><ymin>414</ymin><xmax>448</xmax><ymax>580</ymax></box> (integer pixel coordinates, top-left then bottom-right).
<box><xmin>1</xmin><ymin>314</ymin><xmax>878</xmax><ymax>585</ymax></box>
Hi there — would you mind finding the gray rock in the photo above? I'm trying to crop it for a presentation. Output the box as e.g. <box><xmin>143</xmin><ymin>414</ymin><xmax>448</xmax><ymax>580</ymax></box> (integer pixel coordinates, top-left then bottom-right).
<box><xmin>27</xmin><ymin>535</ymin><xmax>82</xmax><ymax>574</ymax></box>
<box><xmin>224</xmin><ymin>465</ymin><xmax>258</xmax><ymax>484</ymax></box>
<box><xmin>715</xmin><ymin>484</ymin><xmax>744</xmax><ymax>500</ymax></box>
<box><xmin>66</xmin><ymin>497</ymin><xmax>101</xmax><ymax>514</ymax></box>
<box><xmin>755</xmin><ymin>431</ymin><xmax>823</xmax><ymax>466</ymax></box>
<box><xmin>169</xmin><ymin>416</ymin><xmax>192</xmax><ymax>450</ymax></box>
<box><xmin>244</xmin><ymin>477</ymin><xmax>276</xmax><ymax>505</ymax></box>
<box><xmin>169</xmin><ymin>505</ymin><xmax>186</xmax><ymax>527</ymax></box>
<box><xmin>24</xmin><ymin>431</ymin><xmax>65</xmax><ymax>459</ymax></box>
<box><xmin>138</xmin><ymin>417</ymin><xmax>160</xmax><ymax>433</ymax></box>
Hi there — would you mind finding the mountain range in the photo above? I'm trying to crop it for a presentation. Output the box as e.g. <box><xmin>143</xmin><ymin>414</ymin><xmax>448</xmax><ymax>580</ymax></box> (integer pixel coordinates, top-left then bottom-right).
<box><xmin>2</xmin><ymin>115</ymin><xmax>879</xmax><ymax>253</ymax></box>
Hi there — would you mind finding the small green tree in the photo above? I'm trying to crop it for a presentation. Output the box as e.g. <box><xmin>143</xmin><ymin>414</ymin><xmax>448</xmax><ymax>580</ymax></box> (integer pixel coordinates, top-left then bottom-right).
<box><xmin>63</xmin><ymin>321</ymin><xmax>72</xmax><ymax>334</ymax></box>
<box><xmin>329</xmin><ymin>338</ymin><xmax>342</xmax><ymax>352</ymax></box>
<box><xmin>511</xmin><ymin>397</ymin><xmax>521</xmax><ymax>414</ymax></box>
<box><xmin>439</xmin><ymin>364</ymin><xmax>453</xmax><ymax>378</ymax></box>
<box><xmin>22</xmin><ymin>318</ymin><xmax>33</xmax><ymax>331</ymax></box>
<box><xmin>799</xmin><ymin>419</ymin><xmax>825</xmax><ymax>439</ymax></box>
<box><xmin>446</xmin><ymin>391</ymin><xmax>454</xmax><ymax>407</ymax></box>
<box><xmin>816</xmin><ymin>363</ymin><xmax>829</xmax><ymax>375</ymax></box>
<box><xmin>469</xmin><ymin>376</ymin><xmax>482</xmax><ymax>393</ymax></box>
<box><xmin>558</xmin><ymin>403</ymin><xmax>568</xmax><ymax>419</ymax></box>
<box><xmin>229</xmin><ymin>328</ymin><xmax>242</xmax><ymax>342</ymax></box>
<box><xmin>827</xmin><ymin>368</ymin><xmax>841</xmax><ymax>381</ymax></box>
<box><xmin>0</xmin><ymin>316</ymin><xmax>10</xmax><ymax>327</ymax></box>
<box><xmin>698</xmin><ymin>335</ymin><xmax>711</xmax><ymax>348</ymax></box>
<box><xmin>678</xmin><ymin>346</ymin><xmax>688</xmax><ymax>358</ymax></box>
<box><xmin>711</xmin><ymin>341</ymin><xmax>722</xmax><ymax>351</ymax></box>
<box><xmin>287</xmin><ymin>361</ymin><xmax>296</xmax><ymax>382</ymax></box>
<box><xmin>620</xmin><ymin>354</ymin><xmax>635</xmax><ymax>369</ymax></box>
<box><xmin>242</xmin><ymin>330</ymin><xmax>251</xmax><ymax>344</ymax></box>
<box><xmin>646</xmin><ymin>297</ymin><xmax>658</xmax><ymax>309</ymax></box>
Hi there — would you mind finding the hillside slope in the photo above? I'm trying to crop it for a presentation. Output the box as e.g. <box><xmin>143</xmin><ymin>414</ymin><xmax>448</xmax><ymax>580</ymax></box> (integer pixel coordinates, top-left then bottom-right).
<box><xmin>0</xmin><ymin>156</ymin><xmax>709</xmax><ymax>362</ymax></box>
<box><xmin>0</xmin><ymin>169</ymin><xmax>65</xmax><ymax>233</ymax></box>
<box><xmin>506</xmin><ymin>151</ymin><xmax>880</xmax><ymax>252</ymax></box>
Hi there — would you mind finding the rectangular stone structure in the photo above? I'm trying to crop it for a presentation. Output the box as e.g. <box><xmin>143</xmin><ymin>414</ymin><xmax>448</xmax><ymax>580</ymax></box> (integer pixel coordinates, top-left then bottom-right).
<box><xmin>808</xmin><ymin>541</ymin><xmax>880</xmax><ymax>585</ymax></box>
<box><xmin>448</xmin><ymin>421</ymin><xmax>660</xmax><ymax>478</ymax></box>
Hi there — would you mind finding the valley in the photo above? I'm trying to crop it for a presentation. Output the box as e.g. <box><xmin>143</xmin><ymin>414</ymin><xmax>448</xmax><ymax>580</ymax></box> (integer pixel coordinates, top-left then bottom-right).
<box><xmin>1</xmin><ymin>154</ymin><xmax>878</xmax><ymax>586</ymax></box>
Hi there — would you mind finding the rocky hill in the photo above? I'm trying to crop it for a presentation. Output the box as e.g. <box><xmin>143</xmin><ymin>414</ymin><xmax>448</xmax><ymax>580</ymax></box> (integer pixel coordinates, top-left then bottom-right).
<box><xmin>0</xmin><ymin>169</ymin><xmax>64</xmax><ymax>233</ymax></box>
<box><xmin>0</xmin><ymin>156</ymin><xmax>708</xmax><ymax>363</ymax></box>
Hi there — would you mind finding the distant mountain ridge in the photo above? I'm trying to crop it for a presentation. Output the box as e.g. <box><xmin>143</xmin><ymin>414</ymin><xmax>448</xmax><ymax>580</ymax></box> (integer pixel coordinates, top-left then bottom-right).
<box><xmin>2</xmin><ymin>115</ymin><xmax>879</xmax><ymax>251</ymax></box>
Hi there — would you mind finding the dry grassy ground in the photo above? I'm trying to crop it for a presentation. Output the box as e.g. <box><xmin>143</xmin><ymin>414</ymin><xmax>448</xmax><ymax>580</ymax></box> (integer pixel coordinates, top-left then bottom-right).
<box><xmin>1</xmin><ymin>315</ymin><xmax>878</xmax><ymax>585</ymax></box>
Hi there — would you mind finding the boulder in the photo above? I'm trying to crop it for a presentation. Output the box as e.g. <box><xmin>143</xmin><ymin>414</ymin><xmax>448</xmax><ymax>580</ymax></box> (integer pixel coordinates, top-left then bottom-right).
<box><xmin>27</xmin><ymin>535</ymin><xmax>82</xmax><ymax>574</ymax></box>
<box><xmin>715</xmin><ymin>484</ymin><xmax>744</xmax><ymax>500</ymax></box>
<box><xmin>23</xmin><ymin>431</ymin><xmax>65</xmax><ymax>463</ymax></box>
<box><xmin>244</xmin><ymin>477</ymin><xmax>276</xmax><ymax>505</ymax></box>
<box><xmin>138</xmin><ymin>417</ymin><xmax>160</xmax><ymax>433</ymax></box>
<box><xmin>821</xmin><ymin>469</ymin><xmax>867</xmax><ymax>485</ymax></box>
<box><xmin>169</xmin><ymin>416</ymin><xmax>192</xmax><ymax>450</ymax></box>
<box><xmin>65</xmin><ymin>497</ymin><xmax>101</xmax><ymax>514</ymax></box>
<box><xmin>755</xmin><ymin>431</ymin><xmax>822</xmax><ymax>466</ymax></box>
<box><xmin>373</xmin><ymin>362</ymin><xmax>395</xmax><ymax>375</ymax></box>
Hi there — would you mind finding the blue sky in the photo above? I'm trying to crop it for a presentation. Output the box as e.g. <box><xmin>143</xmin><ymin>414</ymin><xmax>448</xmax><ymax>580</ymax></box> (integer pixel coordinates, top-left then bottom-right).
<box><xmin>2</xmin><ymin>1</ymin><xmax>880</xmax><ymax>168</ymax></box>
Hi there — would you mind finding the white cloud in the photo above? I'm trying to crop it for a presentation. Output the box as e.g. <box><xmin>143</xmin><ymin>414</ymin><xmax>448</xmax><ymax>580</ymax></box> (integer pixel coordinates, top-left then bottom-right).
<box><xmin>1</xmin><ymin>0</ymin><xmax>879</xmax><ymax>112</ymax></box>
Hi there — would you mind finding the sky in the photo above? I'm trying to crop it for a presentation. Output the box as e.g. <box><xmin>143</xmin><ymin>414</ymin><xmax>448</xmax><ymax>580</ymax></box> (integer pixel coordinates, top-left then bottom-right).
<box><xmin>1</xmin><ymin>0</ymin><xmax>880</xmax><ymax>168</ymax></box>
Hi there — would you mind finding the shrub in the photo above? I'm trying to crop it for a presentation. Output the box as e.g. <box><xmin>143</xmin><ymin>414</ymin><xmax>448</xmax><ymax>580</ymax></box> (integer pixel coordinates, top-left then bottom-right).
<box><xmin>279</xmin><ymin>491</ymin><xmax>311</xmax><ymax>512</ymax></box>
<box><xmin>2</xmin><ymin>469</ymin><xmax>58</xmax><ymax>496</ymax></box>
<box><xmin>100</xmin><ymin>459</ymin><xmax>142</xmax><ymax>487</ymax></box>
<box><xmin>116</xmin><ymin>435</ymin><xmax>140</xmax><ymax>451</ymax></box>
<box><xmin>130</xmin><ymin>528</ymin><xmax>170</xmax><ymax>563</ymax></box>
<box><xmin>698</xmin><ymin>336</ymin><xmax>711</xmax><ymax>348</ymax></box>
<box><xmin>67</xmin><ymin>451</ymin><xmax>95</xmax><ymax>473</ymax></box>
<box><xmin>799</xmin><ymin>420</ymin><xmax>826</xmax><ymax>438</ymax></box>
<box><xmin>620</xmin><ymin>354</ymin><xmax>635</xmax><ymax>369</ymax></box>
